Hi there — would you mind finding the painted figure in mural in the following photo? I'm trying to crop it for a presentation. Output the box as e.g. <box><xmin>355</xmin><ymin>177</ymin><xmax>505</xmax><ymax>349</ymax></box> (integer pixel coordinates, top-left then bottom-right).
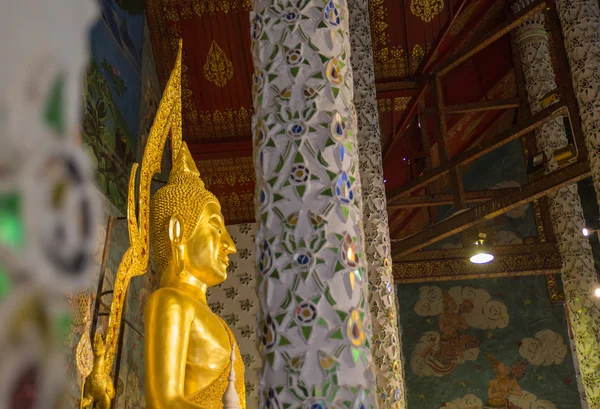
<box><xmin>421</xmin><ymin>291</ymin><xmax>480</xmax><ymax>374</ymax></box>
<box><xmin>144</xmin><ymin>143</ymin><xmax>246</xmax><ymax>409</ymax></box>
<box><xmin>484</xmin><ymin>354</ymin><xmax>525</xmax><ymax>409</ymax></box>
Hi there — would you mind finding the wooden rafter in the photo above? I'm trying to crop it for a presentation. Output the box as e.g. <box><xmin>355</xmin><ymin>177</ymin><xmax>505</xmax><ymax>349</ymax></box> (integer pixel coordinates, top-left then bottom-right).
<box><xmin>391</xmin><ymin>159</ymin><xmax>590</xmax><ymax>258</ymax></box>
<box><xmin>387</xmin><ymin>103</ymin><xmax>567</xmax><ymax>203</ymax></box>
<box><xmin>188</xmin><ymin>139</ymin><xmax>252</xmax><ymax>161</ymax></box>
<box><xmin>387</xmin><ymin>188</ymin><xmax>519</xmax><ymax>209</ymax></box>
<box><xmin>421</xmin><ymin>97</ymin><xmax>521</xmax><ymax>116</ymax></box>
<box><xmin>436</xmin><ymin>0</ymin><xmax>546</xmax><ymax>76</ymax></box>
<box><xmin>382</xmin><ymin>0</ymin><xmax>545</xmax><ymax>160</ymax></box>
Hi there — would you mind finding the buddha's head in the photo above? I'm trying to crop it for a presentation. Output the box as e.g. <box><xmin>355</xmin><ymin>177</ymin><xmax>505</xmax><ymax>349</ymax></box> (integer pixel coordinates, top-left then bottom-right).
<box><xmin>150</xmin><ymin>143</ymin><xmax>236</xmax><ymax>287</ymax></box>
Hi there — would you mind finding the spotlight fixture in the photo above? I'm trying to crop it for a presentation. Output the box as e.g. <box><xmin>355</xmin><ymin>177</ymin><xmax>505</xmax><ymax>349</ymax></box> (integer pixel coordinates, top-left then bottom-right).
<box><xmin>539</xmin><ymin>90</ymin><xmax>560</xmax><ymax>109</ymax></box>
<box><xmin>528</xmin><ymin>151</ymin><xmax>546</xmax><ymax>174</ymax></box>
<box><xmin>595</xmin><ymin>287</ymin><xmax>600</xmax><ymax>298</ymax></box>
<box><xmin>470</xmin><ymin>233</ymin><xmax>494</xmax><ymax>264</ymax></box>
<box><xmin>582</xmin><ymin>222</ymin><xmax>600</xmax><ymax>238</ymax></box>
<box><xmin>553</xmin><ymin>144</ymin><xmax>576</xmax><ymax>167</ymax></box>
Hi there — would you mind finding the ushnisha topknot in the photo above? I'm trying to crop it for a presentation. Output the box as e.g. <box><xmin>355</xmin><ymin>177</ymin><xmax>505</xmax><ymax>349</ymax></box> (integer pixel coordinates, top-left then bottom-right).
<box><xmin>149</xmin><ymin>142</ymin><xmax>219</xmax><ymax>276</ymax></box>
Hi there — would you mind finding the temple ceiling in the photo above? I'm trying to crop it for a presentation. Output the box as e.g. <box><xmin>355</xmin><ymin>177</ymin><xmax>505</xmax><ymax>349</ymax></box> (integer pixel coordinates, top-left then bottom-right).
<box><xmin>146</xmin><ymin>0</ymin><xmax>520</xmax><ymax>235</ymax></box>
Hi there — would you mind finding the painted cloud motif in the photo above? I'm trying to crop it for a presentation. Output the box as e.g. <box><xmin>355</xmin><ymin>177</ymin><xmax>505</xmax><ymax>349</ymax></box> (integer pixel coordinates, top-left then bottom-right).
<box><xmin>414</xmin><ymin>286</ymin><xmax>509</xmax><ymax>329</ymax></box>
<box><xmin>441</xmin><ymin>392</ymin><xmax>556</xmax><ymax>409</ymax></box>
<box><xmin>411</xmin><ymin>286</ymin><xmax>508</xmax><ymax>377</ymax></box>
<box><xmin>440</xmin><ymin>394</ymin><xmax>483</xmax><ymax>409</ymax></box>
<box><xmin>519</xmin><ymin>329</ymin><xmax>568</xmax><ymax>366</ymax></box>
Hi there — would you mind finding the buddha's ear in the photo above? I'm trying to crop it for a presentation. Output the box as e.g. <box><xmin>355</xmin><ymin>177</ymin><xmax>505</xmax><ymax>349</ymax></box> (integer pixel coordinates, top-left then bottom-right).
<box><xmin>168</xmin><ymin>214</ymin><xmax>184</xmax><ymax>246</ymax></box>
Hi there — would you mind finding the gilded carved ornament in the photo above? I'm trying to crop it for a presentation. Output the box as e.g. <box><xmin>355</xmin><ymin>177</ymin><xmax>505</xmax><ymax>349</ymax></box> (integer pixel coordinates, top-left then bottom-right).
<box><xmin>410</xmin><ymin>0</ymin><xmax>444</xmax><ymax>23</ymax></box>
<box><xmin>204</xmin><ymin>41</ymin><xmax>235</xmax><ymax>88</ymax></box>
<box><xmin>369</xmin><ymin>0</ymin><xmax>407</xmax><ymax>79</ymax></box>
<box><xmin>81</xmin><ymin>41</ymin><xmax>184</xmax><ymax>409</ymax></box>
<box><xmin>411</xmin><ymin>44</ymin><xmax>425</xmax><ymax>72</ymax></box>
<box><xmin>164</xmin><ymin>0</ymin><xmax>252</xmax><ymax>19</ymax></box>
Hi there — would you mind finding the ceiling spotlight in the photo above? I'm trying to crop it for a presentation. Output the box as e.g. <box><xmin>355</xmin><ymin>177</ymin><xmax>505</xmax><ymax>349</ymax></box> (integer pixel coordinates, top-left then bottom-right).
<box><xmin>539</xmin><ymin>90</ymin><xmax>560</xmax><ymax>109</ymax></box>
<box><xmin>553</xmin><ymin>144</ymin><xmax>576</xmax><ymax>167</ymax></box>
<box><xmin>595</xmin><ymin>287</ymin><xmax>600</xmax><ymax>298</ymax></box>
<box><xmin>470</xmin><ymin>233</ymin><xmax>494</xmax><ymax>264</ymax></box>
<box><xmin>583</xmin><ymin>227</ymin><xmax>590</xmax><ymax>237</ymax></box>
<box><xmin>528</xmin><ymin>151</ymin><xmax>546</xmax><ymax>174</ymax></box>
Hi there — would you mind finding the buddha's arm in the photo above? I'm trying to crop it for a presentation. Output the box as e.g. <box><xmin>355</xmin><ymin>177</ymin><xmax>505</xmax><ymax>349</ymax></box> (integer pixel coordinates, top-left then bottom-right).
<box><xmin>144</xmin><ymin>288</ymin><xmax>205</xmax><ymax>409</ymax></box>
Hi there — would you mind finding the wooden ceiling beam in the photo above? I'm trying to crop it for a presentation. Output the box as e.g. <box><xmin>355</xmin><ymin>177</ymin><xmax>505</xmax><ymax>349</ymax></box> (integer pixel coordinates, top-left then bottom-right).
<box><xmin>375</xmin><ymin>81</ymin><xmax>419</xmax><ymax>99</ymax></box>
<box><xmin>382</xmin><ymin>85</ymin><xmax>427</xmax><ymax>161</ymax></box>
<box><xmin>386</xmin><ymin>102</ymin><xmax>567</xmax><ymax>203</ymax></box>
<box><xmin>392</xmin><ymin>243</ymin><xmax>562</xmax><ymax>283</ymax></box>
<box><xmin>436</xmin><ymin>0</ymin><xmax>546</xmax><ymax>77</ymax></box>
<box><xmin>418</xmin><ymin>0</ymin><xmax>471</xmax><ymax>75</ymax></box>
<box><xmin>391</xmin><ymin>159</ymin><xmax>590</xmax><ymax>258</ymax></box>
<box><xmin>421</xmin><ymin>97</ymin><xmax>521</xmax><ymax>116</ymax></box>
<box><xmin>187</xmin><ymin>139</ymin><xmax>253</xmax><ymax>161</ymax></box>
<box><xmin>381</xmin><ymin>0</ymin><xmax>510</xmax><ymax>160</ymax></box>
<box><xmin>387</xmin><ymin>188</ymin><xmax>519</xmax><ymax>209</ymax></box>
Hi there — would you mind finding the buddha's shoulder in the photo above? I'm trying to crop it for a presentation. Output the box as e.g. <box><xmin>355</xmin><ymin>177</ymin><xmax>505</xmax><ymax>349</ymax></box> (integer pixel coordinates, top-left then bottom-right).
<box><xmin>145</xmin><ymin>287</ymin><xmax>197</xmax><ymax>310</ymax></box>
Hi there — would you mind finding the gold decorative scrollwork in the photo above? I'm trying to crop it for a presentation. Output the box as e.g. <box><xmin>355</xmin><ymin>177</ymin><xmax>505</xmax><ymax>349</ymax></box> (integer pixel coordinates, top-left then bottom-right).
<box><xmin>410</xmin><ymin>0</ymin><xmax>444</xmax><ymax>23</ymax></box>
<box><xmin>163</xmin><ymin>0</ymin><xmax>252</xmax><ymax>19</ymax></box>
<box><xmin>375</xmin><ymin>47</ymin><xmax>407</xmax><ymax>79</ymax></box>
<box><xmin>411</xmin><ymin>44</ymin><xmax>425</xmax><ymax>72</ymax></box>
<box><xmin>203</xmin><ymin>41</ymin><xmax>234</xmax><ymax>88</ymax></box>
<box><xmin>377</xmin><ymin>97</ymin><xmax>411</xmax><ymax>113</ymax></box>
<box><xmin>545</xmin><ymin>274</ymin><xmax>565</xmax><ymax>303</ymax></box>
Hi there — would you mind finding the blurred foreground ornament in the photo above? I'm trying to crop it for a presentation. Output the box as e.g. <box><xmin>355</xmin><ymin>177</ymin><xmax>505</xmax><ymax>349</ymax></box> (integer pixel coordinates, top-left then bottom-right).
<box><xmin>0</xmin><ymin>0</ymin><xmax>99</xmax><ymax>407</ymax></box>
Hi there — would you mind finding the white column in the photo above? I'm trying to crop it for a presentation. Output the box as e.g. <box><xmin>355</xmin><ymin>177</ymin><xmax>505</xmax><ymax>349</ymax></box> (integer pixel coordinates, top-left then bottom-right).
<box><xmin>250</xmin><ymin>0</ymin><xmax>378</xmax><ymax>407</ymax></box>
<box><xmin>348</xmin><ymin>0</ymin><xmax>406</xmax><ymax>407</ymax></box>
<box><xmin>513</xmin><ymin>1</ymin><xmax>600</xmax><ymax>407</ymax></box>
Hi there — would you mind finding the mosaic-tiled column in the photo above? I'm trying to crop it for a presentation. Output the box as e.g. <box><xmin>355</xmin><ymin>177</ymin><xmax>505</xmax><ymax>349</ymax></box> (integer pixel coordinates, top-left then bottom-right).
<box><xmin>556</xmin><ymin>0</ymin><xmax>600</xmax><ymax>211</ymax></box>
<box><xmin>512</xmin><ymin>1</ymin><xmax>600</xmax><ymax>407</ymax></box>
<box><xmin>347</xmin><ymin>0</ymin><xmax>406</xmax><ymax>407</ymax></box>
<box><xmin>250</xmin><ymin>0</ymin><xmax>378</xmax><ymax>408</ymax></box>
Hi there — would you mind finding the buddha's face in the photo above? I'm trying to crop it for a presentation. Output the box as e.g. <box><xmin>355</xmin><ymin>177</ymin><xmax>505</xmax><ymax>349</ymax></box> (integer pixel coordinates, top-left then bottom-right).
<box><xmin>184</xmin><ymin>202</ymin><xmax>236</xmax><ymax>286</ymax></box>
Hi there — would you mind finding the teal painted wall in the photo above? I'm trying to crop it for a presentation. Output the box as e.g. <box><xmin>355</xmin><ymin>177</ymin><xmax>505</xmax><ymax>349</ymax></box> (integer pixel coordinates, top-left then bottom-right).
<box><xmin>397</xmin><ymin>275</ymin><xmax>581</xmax><ymax>409</ymax></box>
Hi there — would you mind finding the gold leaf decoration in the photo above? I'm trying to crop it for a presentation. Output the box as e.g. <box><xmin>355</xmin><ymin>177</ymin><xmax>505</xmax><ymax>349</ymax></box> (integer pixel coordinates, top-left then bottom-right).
<box><xmin>394</xmin><ymin>97</ymin><xmax>411</xmax><ymax>111</ymax></box>
<box><xmin>410</xmin><ymin>0</ymin><xmax>444</xmax><ymax>23</ymax></box>
<box><xmin>377</xmin><ymin>97</ymin><xmax>411</xmax><ymax>113</ymax></box>
<box><xmin>75</xmin><ymin>293</ymin><xmax>93</xmax><ymax>379</ymax></box>
<box><xmin>412</xmin><ymin>44</ymin><xmax>425</xmax><ymax>72</ymax></box>
<box><xmin>203</xmin><ymin>41</ymin><xmax>234</xmax><ymax>88</ymax></box>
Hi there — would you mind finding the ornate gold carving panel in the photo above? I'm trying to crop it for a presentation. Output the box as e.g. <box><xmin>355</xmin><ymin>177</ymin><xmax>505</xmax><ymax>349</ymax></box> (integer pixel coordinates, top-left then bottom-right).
<box><xmin>378</xmin><ymin>97</ymin><xmax>411</xmax><ymax>113</ymax></box>
<box><xmin>369</xmin><ymin>0</ymin><xmax>407</xmax><ymax>79</ymax></box>
<box><xmin>203</xmin><ymin>41</ymin><xmax>234</xmax><ymax>88</ymax></box>
<box><xmin>164</xmin><ymin>0</ymin><xmax>252</xmax><ymax>19</ymax></box>
<box><xmin>411</xmin><ymin>44</ymin><xmax>425</xmax><ymax>71</ymax></box>
<box><xmin>195</xmin><ymin>157</ymin><xmax>255</xmax><ymax>224</ymax></box>
<box><xmin>393</xmin><ymin>244</ymin><xmax>562</xmax><ymax>283</ymax></box>
<box><xmin>188</xmin><ymin>107</ymin><xmax>253</xmax><ymax>142</ymax></box>
<box><xmin>545</xmin><ymin>274</ymin><xmax>565</xmax><ymax>303</ymax></box>
<box><xmin>410</xmin><ymin>0</ymin><xmax>444</xmax><ymax>23</ymax></box>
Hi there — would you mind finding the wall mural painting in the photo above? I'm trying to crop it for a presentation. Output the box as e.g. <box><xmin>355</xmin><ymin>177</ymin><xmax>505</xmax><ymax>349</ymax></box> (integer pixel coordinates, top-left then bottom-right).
<box><xmin>397</xmin><ymin>275</ymin><xmax>582</xmax><ymax>409</ymax></box>
<box><xmin>63</xmin><ymin>196</ymin><xmax>128</xmax><ymax>408</ymax></box>
<box><xmin>428</xmin><ymin>139</ymin><xmax>538</xmax><ymax>250</ymax></box>
<box><xmin>64</xmin><ymin>199</ymin><xmax>158</xmax><ymax>409</ymax></box>
<box><xmin>138</xmin><ymin>22</ymin><xmax>161</xmax><ymax>161</ymax></box>
<box><xmin>82</xmin><ymin>0</ymin><xmax>144</xmax><ymax>213</ymax></box>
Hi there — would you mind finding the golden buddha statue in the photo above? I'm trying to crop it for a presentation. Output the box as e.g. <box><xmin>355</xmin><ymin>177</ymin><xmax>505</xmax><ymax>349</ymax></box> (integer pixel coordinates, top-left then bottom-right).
<box><xmin>144</xmin><ymin>142</ymin><xmax>245</xmax><ymax>409</ymax></box>
<box><xmin>79</xmin><ymin>41</ymin><xmax>244</xmax><ymax>409</ymax></box>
